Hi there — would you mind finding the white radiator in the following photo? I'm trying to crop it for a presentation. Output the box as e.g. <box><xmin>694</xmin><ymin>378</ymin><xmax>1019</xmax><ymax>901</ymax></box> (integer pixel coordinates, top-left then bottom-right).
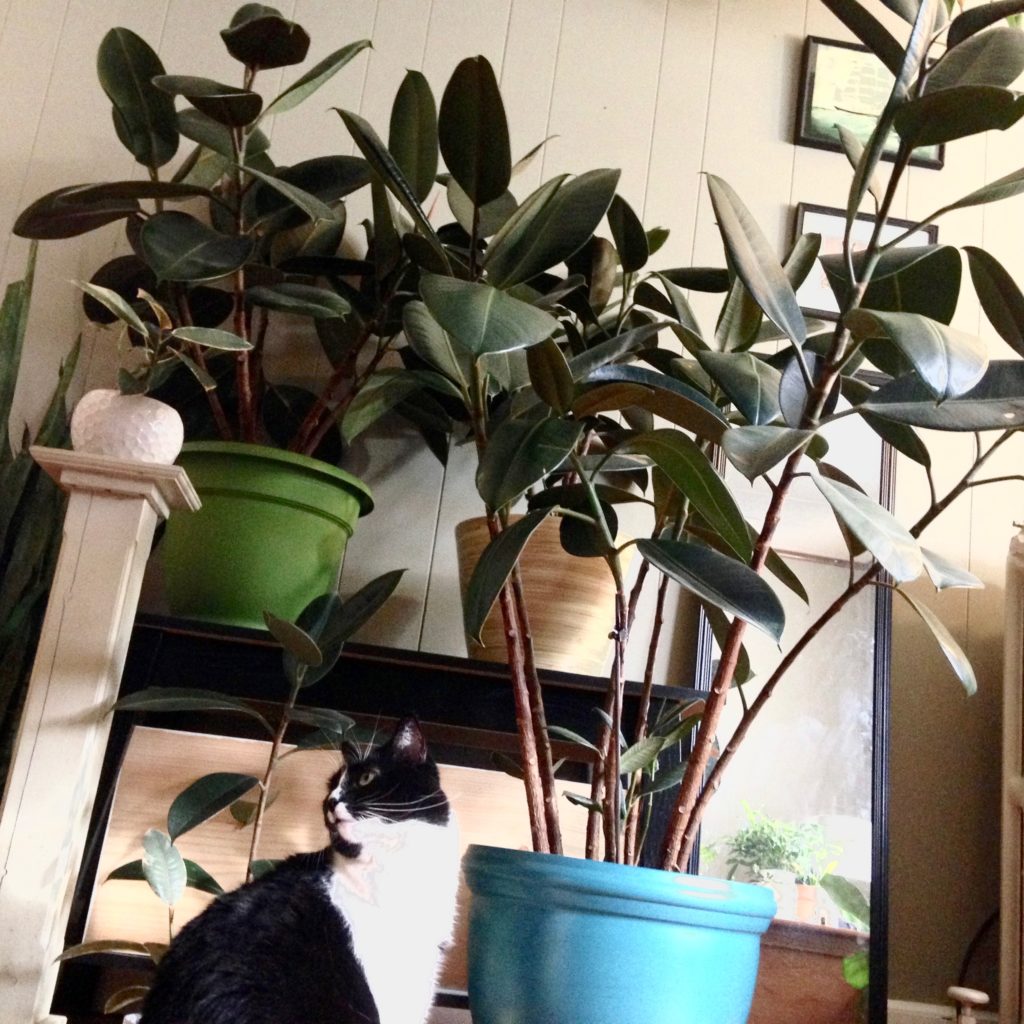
<box><xmin>1003</xmin><ymin>533</ymin><xmax>1024</xmax><ymax>1024</ymax></box>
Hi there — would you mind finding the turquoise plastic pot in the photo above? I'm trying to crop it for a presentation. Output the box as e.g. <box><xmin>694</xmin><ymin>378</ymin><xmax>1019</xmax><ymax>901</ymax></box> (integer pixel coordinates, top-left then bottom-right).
<box><xmin>463</xmin><ymin>844</ymin><xmax>775</xmax><ymax>1024</ymax></box>
<box><xmin>162</xmin><ymin>442</ymin><xmax>372</xmax><ymax>630</ymax></box>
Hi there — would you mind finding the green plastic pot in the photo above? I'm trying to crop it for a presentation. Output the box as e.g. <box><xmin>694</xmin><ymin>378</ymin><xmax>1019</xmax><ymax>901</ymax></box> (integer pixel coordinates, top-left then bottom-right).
<box><xmin>162</xmin><ymin>442</ymin><xmax>373</xmax><ymax>630</ymax></box>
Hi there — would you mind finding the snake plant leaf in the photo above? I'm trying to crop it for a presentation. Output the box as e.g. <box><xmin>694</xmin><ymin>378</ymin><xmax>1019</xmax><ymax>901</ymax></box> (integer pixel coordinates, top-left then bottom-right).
<box><xmin>336</xmin><ymin>108</ymin><xmax>447</xmax><ymax>265</ymax></box>
<box><xmin>818</xmin><ymin>0</ymin><xmax>905</xmax><ymax>73</ymax></box>
<box><xmin>97</xmin><ymin>28</ymin><xmax>179</xmax><ymax>168</ymax></box>
<box><xmin>845</xmin><ymin>309</ymin><xmax>988</xmax><ymax>401</ymax></box>
<box><xmin>342</xmin><ymin>369</ymin><xmax>458</xmax><ymax>443</ymax></box>
<box><xmin>616</xmin><ymin>430</ymin><xmax>751</xmax><ymax>561</ymax></box>
<box><xmin>246</xmin><ymin>283</ymin><xmax>350</xmax><ymax>320</ymax></box>
<box><xmin>140</xmin><ymin>211</ymin><xmax>254</xmax><ymax>282</ymax></box>
<box><xmin>463</xmin><ymin>510</ymin><xmax>552</xmax><ymax>644</ymax></box>
<box><xmin>113</xmin><ymin>687</ymin><xmax>274</xmax><ymax>736</ymax></box>
<box><xmin>722</xmin><ymin>425</ymin><xmax>813</xmax><ymax>482</ymax></box>
<box><xmin>607</xmin><ymin>194</ymin><xmax>649</xmax><ymax>273</ymax></box>
<box><xmin>928</xmin><ymin>25</ymin><xmax>1024</xmax><ymax>91</ymax></box>
<box><xmin>894</xmin><ymin>85</ymin><xmax>1024</xmax><ymax>149</ymax></box>
<box><xmin>420</xmin><ymin>275</ymin><xmax>557</xmax><ymax>357</ymax></box>
<box><xmin>13</xmin><ymin>184</ymin><xmax>141</xmax><ymax>239</ymax></box>
<box><xmin>141</xmin><ymin>829</ymin><xmax>187</xmax><ymax>907</ymax></box>
<box><xmin>477</xmin><ymin>412</ymin><xmax>582</xmax><ymax>510</ymax></box>
<box><xmin>965</xmin><ymin>246</ymin><xmax>1024</xmax><ymax>358</ymax></box>
<box><xmin>948</xmin><ymin>0</ymin><xmax>1024</xmax><ymax>47</ymax></box>
<box><xmin>810</xmin><ymin>468</ymin><xmax>922</xmax><ymax>581</ymax></box>
<box><xmin>220</xmin><ymin>5</ymin><xmax>310</xmax><ymax>69</ymax></box>
<box><xmin>860</xmin><ymin>361</ymin><xmax>1024</xmax><ymax>430</ymax></box>
<box><xmin>484</xmin><ymin>169</ymin><xmax>620</xmax><ymax>288</ymax></box>
<box><xmin>389</xmin><ymin>70</ymin><xmax>438</xmax><ymax>203</ymax></box>
<box><xmin>526</xmin><ymin>337</ymin><xmax>574</xmax><ymax>415</ymax></box>
<box><xmin>258</xmin><ymin>39</ymin><xmax>370</xmax><ymax>120</ymax></box>
<box><xmin>698</xmin><ymin>352</ymin><xmax>782</xmax><ymax>426</ymax></box>
<box><xmin>439</xmin><ymin>56</ymin><xmax>510</xmax><ymax>207</ymax></box>
<box><xmin>167</xmin><ymin>773</ymin><xmax>260</xmax><ymax>841</ymax></box>
<box><xmin>706</xmin><ymin>175</ymin><xmax>805</xmax><ymax>350</ymax></box>
<box><xmin>896</xmin><ymin>589</ymin><xmax>977</xmax><ymax>694</ymax></box>
<box><xmin>638</xmin><ymin>539</ymin><xmax>785</xmax><ymax>643</ymax></box>
<box><xmin>921</xmin><ymin>548</ymin><xmax>983</xmax><ymax>591</ymax></box>
<box><xmin>153</xmin><ymin>75</ymin><xmax>263</xmax><ymax>127</ymax></box>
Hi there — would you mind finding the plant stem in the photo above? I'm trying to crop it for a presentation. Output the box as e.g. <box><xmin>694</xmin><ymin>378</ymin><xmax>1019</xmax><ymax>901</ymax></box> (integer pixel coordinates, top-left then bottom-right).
<box><xmin>174</xmin><ymin>289</ymin><xmax>233</xmax><ymax>440</ymax></box>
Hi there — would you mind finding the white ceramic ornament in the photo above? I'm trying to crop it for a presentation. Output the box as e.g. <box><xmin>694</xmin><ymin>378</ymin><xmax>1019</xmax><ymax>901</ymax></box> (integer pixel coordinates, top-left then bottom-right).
<box><xmin>70</xmin><ymin>388</ymin><xmax>184</xmax><ymax>465</ymax></box>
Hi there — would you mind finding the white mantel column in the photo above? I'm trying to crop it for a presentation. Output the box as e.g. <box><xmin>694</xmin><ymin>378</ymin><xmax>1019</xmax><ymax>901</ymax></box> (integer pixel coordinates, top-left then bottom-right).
<box><xmin>0</xmin><ymin>447</ymin><xmax>199</xmax><ymax>1024</ymax></box>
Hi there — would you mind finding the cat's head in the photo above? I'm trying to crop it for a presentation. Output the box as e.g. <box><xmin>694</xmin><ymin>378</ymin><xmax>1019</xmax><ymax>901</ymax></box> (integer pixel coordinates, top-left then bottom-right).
<box><xmin>323</xmin><ymin>717</ymin><xmax>449</xmax><ymax>854</ymax></box>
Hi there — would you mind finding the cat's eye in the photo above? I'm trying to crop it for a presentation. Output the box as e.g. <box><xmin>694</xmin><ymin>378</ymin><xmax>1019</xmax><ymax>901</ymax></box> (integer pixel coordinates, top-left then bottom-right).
<box><xmin>358</xmin><ymin>769</ymin><xmax>379</xmax><ymax>787</ymax></box>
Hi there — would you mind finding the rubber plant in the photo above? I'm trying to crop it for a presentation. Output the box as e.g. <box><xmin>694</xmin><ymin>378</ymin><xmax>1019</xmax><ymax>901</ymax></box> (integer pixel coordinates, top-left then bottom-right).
<box><xmin>55</xmin><ymin>569</ymin><xmax>403</xmax><ymax>1017</ymax></box>
<box><xmin>345</xmin><ymin>0</ymin><xmax>1024</xmax><ymax>885</ymax></box>
<box><xmin>0</xmin><ymin>244</ymin><xmax>80</xmax><ymax>800</ymax></box>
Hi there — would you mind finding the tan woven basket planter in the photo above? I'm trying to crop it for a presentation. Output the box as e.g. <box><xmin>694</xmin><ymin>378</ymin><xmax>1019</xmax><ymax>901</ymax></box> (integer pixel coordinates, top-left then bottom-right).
<box><xmin>455</xmin><ymin>515</ymin><xmax>628</xmax><ymax>677</ymax></box>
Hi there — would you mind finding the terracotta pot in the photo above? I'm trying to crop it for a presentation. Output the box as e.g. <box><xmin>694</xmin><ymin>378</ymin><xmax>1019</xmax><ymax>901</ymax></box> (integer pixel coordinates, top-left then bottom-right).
<box><xmin>455</xmin><ymin>514</ymin><xmax>629</xmax><ymax>677</ymax></box>
<box><xmin>70</xmin><ymin>388</ymin><xmax>183</xmax><ymax>464</ymax></box>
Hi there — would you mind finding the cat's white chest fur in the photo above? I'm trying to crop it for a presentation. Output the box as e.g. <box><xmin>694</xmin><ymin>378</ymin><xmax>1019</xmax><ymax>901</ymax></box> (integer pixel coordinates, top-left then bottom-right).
<box><xmin>325</xmin><ymin>816</ymin><xmax>460</xmax><ymax>1024</ymax></box>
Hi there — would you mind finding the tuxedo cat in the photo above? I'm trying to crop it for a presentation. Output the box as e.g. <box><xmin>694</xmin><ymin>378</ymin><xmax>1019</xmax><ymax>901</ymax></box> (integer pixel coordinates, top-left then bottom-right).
<box><xmin>139</xmin><ymin>717</ymin><xmax>460</xmax><ymax>1024</ymax></box>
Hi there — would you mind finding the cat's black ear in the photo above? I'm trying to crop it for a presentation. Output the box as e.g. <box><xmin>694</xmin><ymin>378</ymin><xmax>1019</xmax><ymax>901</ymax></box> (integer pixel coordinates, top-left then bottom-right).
<box><xmin>341</xmin><ymin>740</ymin><xmax>360</xmax><ymax>766</ymax></box>
<box><xmin>390</xmin><ymin>716</ymin><xmax>427</xmax><ymax>764</ymax></box>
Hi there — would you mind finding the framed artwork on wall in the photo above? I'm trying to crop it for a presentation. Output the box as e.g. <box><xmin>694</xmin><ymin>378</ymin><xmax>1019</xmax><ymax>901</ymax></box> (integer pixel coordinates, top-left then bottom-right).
<box><xmin>792</xmin><ymin>202</ymin><xmax>939</xmax><ymax>320</ymax></box>
<box><xmin>794</xmin><ymin>36</ymin><xmax>945</xmax><ymax>170</ymax></box>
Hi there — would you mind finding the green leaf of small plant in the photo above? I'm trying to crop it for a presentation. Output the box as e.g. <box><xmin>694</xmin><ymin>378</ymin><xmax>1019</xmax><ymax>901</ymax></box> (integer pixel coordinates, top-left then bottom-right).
<box><xmin>141</xmin><ymin>829</ymin><xmax>187</xmax><ymax>907</ymax></box>
<box><xmin>167</xmin><ymin>772</ymin><xmax>260</xmax><ymax>841</ymax></box>
<box><xmin>842</xmin><ymin>950</ymin><xmax>870</xmax><ymax>991</ymax></box>
<box><xmin>263</xmin><ymin>41</ymin><xmax>371</xmax><ymax>119</ymax></box>
<box><xmin>263</xmin><ymin>612</ymin><xmax>323</xmax><ymax>667</ymax></box>
<box><xmin>547</xmin><ymin>725</ymin><xmax>600</xmax><ymax>756</ymax></box>
<box><xmin>112</xmin><ymin>687</ymin><xmax>274</xmax><ymax>736</ymax></box>
<box><xmin>821</xmin><ymin>874</ymin><xmax>871</xmax><ymax>931</ymax></box>
<box><xmin>330</xmin><ymin>569</ymin><xmax>407</xmax><ymax>646</ymax></box>
<box><xmin>896</xmin><ymin>589</ymin><xmax>977</xmax><ymax>695</ymax></box>
<box><xmin>921</xmin><ymin>548</ymin><xmax>983</xmax><ymax>591</ymax></box>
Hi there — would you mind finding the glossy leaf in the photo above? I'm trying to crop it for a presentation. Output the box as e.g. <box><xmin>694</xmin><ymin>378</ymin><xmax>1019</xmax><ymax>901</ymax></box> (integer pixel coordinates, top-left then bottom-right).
<box><xmin>484</xmin><ymin>169</ymin><xmax>621</xmax><ymax>288</ymax></box>
<box><xmin>220</xmin><ymin>6</ymin><xmax>310</xmax><ymax>68</ymax></box>
<box><xmin>607</xmin><ymin>194</ymin><xmax>649</xmax><ymax>272</ymax></box>
<box><xmin>76</xmin><ymin>281</ymin><xmax>148</xmax><ymax>338</ymax></box>
<box><xmin>948</xmin><ymin>0</ymin><xmax>1024</xmax><ymax>47</ymax></box>
<box><xmin>837</xmin><ymin>126</ymin><xmax>885</xmax><ymax>206</ymax></box>
<box><xmin>463</xmin><ymin>510</ymin><xmax>551</xmax><ymax>643</ymax></box>
<box><xmin>390</xmin><ymin>70</ymin><xmax>438</xmax><ymax>203</ymax></box>
<box><xmin>821</xmin><ymin>874</ymin><xmax>871</xmax><ymax>931</ymax></box>
<box><xmin>928</xmin><ymin>26</ymin><xmax>1024</xmax><ymax>90</ymax></box>
<box><xmin>638</xmin><ymin>539</ymin><xmax>785</xmax><ymax>643</ymax></box>
<box><xmin>140</xmin><ymin>211</ymin><xmax>254</xmax><ymax>282</ymax></box>
<box><xmin>153</xmin><ymin>75</ymin><xmax>263</xmax><ymax>127</ymax></box>
<box><xmin>560</xmin><ymin>500</ymin><xmax>617</xmax><ymax>558</ymax></box>
<box><xmin>896</xmin><ymin>589</ymin><xmax>977</xmax><ymax>694</ymax></box>
<box><xmin>402</xmin><ymin>300</ymin><xmax>470</xmax><ymax>391</ymax></box>
<box><xmin>112</xmin><ymin>686</ymin><xmax>273</xmax><ymax>735</ymax></box>
<box><xmin>289</xmin><ymin>706</ymin><xmax>356</xmax><ymax>734</ymax></box>
<box><xmin>921</xmin><ymin>548</ymin><xmax>983</xmax><ymax>591</ymax></box>
<box><xmin>861</xmin><ymin>361</ymin><xmax>1024</xmax><ymax>430</ymax></box>
<box><xmin>141</xmin><ymin>829</ymin><xmax>186</xmax><ymax>906</ymax></box>
<box><xmin>722</xmin><ymin>425</ymin><xmax>813</xmax><ymax>481</ymax></box>
<box><xmin>263</xmin><ymin>612</ymin><xmax>322</xmax><ymax>667</ymax></box>
<box><xmin>329</xmin><ymin>569</ymin><xmax>406</xmax><ymax>647</ymax></box>
<box><xmin>104</xmin><ymin>987</ymin><xmax>149</xmax><ymax>1015</ymax></box>
<box><xmin>811</xmin><ymin>469</ymin><xmax>922</xmax><ymax>581</ymax></box>
<box><xmin>438</xmin><ymin>56</ymin><xmax>510</xmax><ymax>206</ymax></box>
<box><xmin>13</xmin><ymin>184</ymin><xmax>141</xmax><ymax>239</ymax></box>
<box><xmin>170</xmin><ymin>326</ymin><xmax>251</xmax><ymax>351</ymax></box>
<box><xmin>342</xmin><ymin>369</ymin><xmax>457</xmax><ymax>442</ymax></box>
<box><xmin>108</xmin><ymin>857</ymin><xmax>224</xmax><ymax>896</ymax></box>
<box><xmin>263</xmin><ymin>41</ymin><xmax>371</xmax><ymax>118</ymax></box>
<box><xmin>698</xmin><ymin>351</ymin><xmax>782</xmax><ymax>425</ymax></box>
<box><xmin>419</xmin><ymin>275</ymin><xmax>557</xmax><ymax>357</ymax></box>
<box><xmin>247</xmin><ymin>283</ymin><xmax>350</xmax><ymax>320</ymax></box>
<box><xmin>477</xmin><ymin>412</ymin><xmax>582</xmax><ymax>510</ymax></box>
<box><xmin>965</xmin><ymin>246</ymin><xmax>1024</xmax><ymax>358</ymax></box>
<box><xmin>845</xmin><ymin>309</ymin><xmax>988</xmax><ymax>400</ymax></box>
<box><xmin>547</xmin><ymin>724</ymin><xmax>600</xmax><ymax>756</ymax></box>
<box><xmin>706</xmin><ymin>175</ymin><xmax>805</xmax><ymax>349</ymax></box>
<box><xmin>336</xmin><ymin>108</ymin><xmax>447</xmax><ymax>263</ymax></box>
<box><xmin>894</xmin><ymin>85</ymin><xmax>1024</xmax><ymax>148</ymax></box>
<box><xmin>818</xmin><ymin>0</ymin><xmax>904</xmax><ymax>74</ymax></box>
<box><xmin>526</xmin><ymin>337</ymin><xmax>574</xmax><ymax>414</ymax></box>
<box><xmin>842</xmin><ymin>377</ymin><xmax>932</xmax><ymax>468</ymax></box>
<box><xmin>241</xmin><ymin>163</ymin><xmax>337</xmax><ymax>223</ymax></box>
<box><xmin>167</xmin><ymin>772</ymin><xmax>260</xmax><ymax>840</ymax></box>
<box><xmin>567</xmin><ymin>323</ymin><xmax>665</xmax><ymax>380</ymax></box>
<box><xmin>98</xmin><ymin>28</ymin><xmax>178</xmax><ymax>168</ymax></box>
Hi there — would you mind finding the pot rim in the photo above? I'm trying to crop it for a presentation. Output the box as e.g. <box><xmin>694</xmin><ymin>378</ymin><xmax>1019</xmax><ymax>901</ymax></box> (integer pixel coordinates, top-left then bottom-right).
<box><xmin>179</xmin><ymin>441</ymin><xmax>373</xmax><ymax>516</ymax></box>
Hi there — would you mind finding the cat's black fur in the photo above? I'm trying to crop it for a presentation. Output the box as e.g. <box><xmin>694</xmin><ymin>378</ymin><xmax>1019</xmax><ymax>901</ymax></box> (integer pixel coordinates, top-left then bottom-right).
<box><xmin>139</xmin><ymin>717</ymin><xmax>451</xmax><ymax>1024</ymax></box>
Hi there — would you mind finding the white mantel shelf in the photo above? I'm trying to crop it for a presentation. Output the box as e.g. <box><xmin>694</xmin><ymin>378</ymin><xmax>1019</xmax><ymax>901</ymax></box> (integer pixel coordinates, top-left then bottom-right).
<box><xmin>0</xmin><ymin>447</ymin><xmax>198</xmax><ymax>1024</ymax></box>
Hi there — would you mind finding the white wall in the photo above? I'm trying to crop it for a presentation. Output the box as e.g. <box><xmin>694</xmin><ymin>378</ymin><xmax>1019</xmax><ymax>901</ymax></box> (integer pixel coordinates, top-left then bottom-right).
<box><xmin>2</xmin><ymin>0</ymin><xmax>1021</xmax><ymax>1005</ymax></box>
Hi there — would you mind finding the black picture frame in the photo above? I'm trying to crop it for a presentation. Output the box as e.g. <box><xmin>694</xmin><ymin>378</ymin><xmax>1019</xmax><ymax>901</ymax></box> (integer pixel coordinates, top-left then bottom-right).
<box><xmin>795</xmin><ymin>35</ymin><xmax>945</xmax><ymax>170</ymax></box>
<box><xmin>792</xmin><ymin>201</ymin><xmax>939</xmax><ymax>320</ymax></box>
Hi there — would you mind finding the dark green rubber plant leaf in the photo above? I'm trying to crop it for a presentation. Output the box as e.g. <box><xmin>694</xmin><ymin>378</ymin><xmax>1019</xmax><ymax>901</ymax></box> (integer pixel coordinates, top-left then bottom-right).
<box><xmin>965</xmin><ymin>246</ymin><xmax>1024</xmax><ymax>358</ymax></box>
<box><xmin>810</xmin><ymin>468</ymin><xmax>922</xmax><ymax>582</ymax></box>
<box><xmin>13</xmin><ymin>184</ymin><xmax>141</xmax><ymax>239</ymax></box>
<box><xmin>153</xmin><ymin>75</ymin><xmax>263</xmax><ymax>127</ymax></box>
<box><xmin>637</xmin><ymin>539</ymin><xmax>785</xmax><ymax>643</ymax></box>
<box><xmin>927</xmin><ymin>25</ymin><xmax>1024</xmax><ymax>90</ymax></box>
<box><xmin>896</xmin><ymin>589</ymin><xmax>977</xmax><ymax>695</ymax></box>
<box><xmin>697</xmin><ymin>351</ymin><xmax>782</xmax><ymax>425</ymax></box>
<box><xmin>921</xmin><ymin>547</ymin><xmax>983</xmax><ymax>591</ymax></box>
<box><xmin>607</xmin><ymin>194</ymin><xmax>649</xmax><ymax>273</ymax></box>
<box><xmin>140</xmin><ymin>829</ymin><xmax>186</xmax><ymax>906</ymax></box>
<box><xmin>721</xmin><ymin>425</ymin><xmax>813</xmax><ymax>482</ymax></box>
<box><xmin>262</xmin><ymin>40</ymin><xmax>371</xmax><ymax>119</ymax></box>
<box><xmin>389</xmin><ymin>70</ymin><xmax>438</xmax><ymax>203</ymax></box>
<box><xmin>329</xmin><ymin>569</ymin><xmax>406</xmax><ymax>647</ymax></box>
<box><xmin>97</xmin><ymin>28</ymin><xmax>179</xmax><ymax>168</ymax></box>
<box><xmin>419</xmin><ymin>274</ymin><xmax>557</xmax><ymax>357</ymax></box>
<box><xmin>263</xmin><ymin>612</ymin><xmax>322</xmax><ymax>668</ymax></box>
<box><xmin>402</xmin><ymin>300</ymin><xmax>471</xmax><ymax>392</ymax></box>
<box><xmin>140</xmin><ymin>211</ymin><xmax>254</xmax><ymax>282</ymax></box>
<box><xmin>526</xmin><ymin>337</ymin><xmax>574</xmax><ymax>414</ymax></box>
<box><xmin>246</xmin><ymin>283</ymin><xmax>350</xmax><ymax>320</ymax></box>
<box><xmin>463</xmin><ymin>510</ymin><xmax>552</xmax><ymax>644</ymax></box>
<box><xmin>438</xmin><ymin>56</ymin><xmax>510</xmax><ymax>206</ymax></box>
<box><xmin>167</xmin><ymin>773</ymin><xmax>260</xmax><ymax>841</ymax></box>
<box><xmin>107</xmin><ymin>859</ymin><xmax>225</xmax><ymax>896</ymax></box>
<box><xmin>220</xmin><ymin>5</ymin><xmax>310</xmax><ymax>69</ymax></box>
<box><xmin>818</xmin><ymin>0</ymin><xmax>904</xmax><ymax>74</ymax></box>
<box><xmin>112</xmin><ymin>686</ymin><xmax>273</xmax><ymax>735</ymax></box>
<box><xmin>948</xmin><ymin>0</ymin><xmax>1024</xmax><ymax>47</ymax></box>
<box><xmin>894</xmin><ymin>85</ymin><xmax>1024</xmax><ymax>148</ymax></box>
